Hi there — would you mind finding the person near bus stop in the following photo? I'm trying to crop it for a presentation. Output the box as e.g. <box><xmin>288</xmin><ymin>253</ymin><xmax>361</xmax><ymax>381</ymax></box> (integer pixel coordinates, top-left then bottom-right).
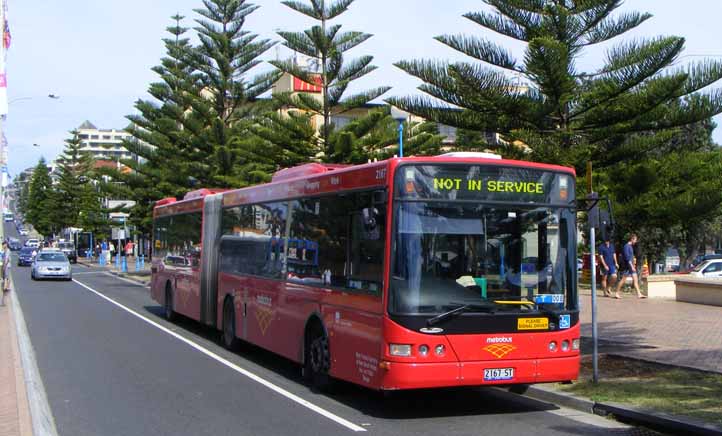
<box><xmin>125</xmin><ymin>240</ymin><xmax>134</xmax><ymax>258</ymax></box>
<box><xmin>598</xmin><ymin>237</ymin><xmax>618</xmax><ymax>298</ymax></box>
<box><xmin>614</xmin><ymin>233</ymin><xmax>646</xmax><ymax>299</ymax></box>
<box><xmin>1</xmin><ymin>241</ymin><xmax>11</xmax><ymax>306</ymax></box>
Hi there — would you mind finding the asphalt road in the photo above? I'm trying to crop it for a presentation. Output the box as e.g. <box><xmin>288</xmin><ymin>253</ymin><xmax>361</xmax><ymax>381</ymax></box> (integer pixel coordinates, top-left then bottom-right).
<box><xmin>5</xmin><ymin>224</ymin><xmax>654</xmax><ymax>436</ymax></box>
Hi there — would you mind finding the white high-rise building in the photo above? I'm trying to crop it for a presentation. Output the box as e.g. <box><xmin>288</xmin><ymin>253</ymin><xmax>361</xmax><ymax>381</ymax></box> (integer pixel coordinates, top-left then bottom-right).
<box><xmin>76</xmin><ymin>120</ymin><xmax>134</xmax><ymax>161</ymax></box>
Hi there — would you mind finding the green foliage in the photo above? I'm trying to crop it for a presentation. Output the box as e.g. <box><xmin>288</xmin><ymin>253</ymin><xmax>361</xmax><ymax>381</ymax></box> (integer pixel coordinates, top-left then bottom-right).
<box><xmin>603</xmin><ymin>144</ymin><xmax>722</xmax><ymax>268</ymax></box>
<box><xmin>391</xmin><ymin>0</ymin><xmax>722</xmax><ymax>173</ymax></box>
<box><xmin>55</xmin><ymin>130</ymin><xmax>96</xmax><ymax>230</ymax></box>
<box><xmin>25</xmin><ymin>158</ymin><xmax>56</xmax><ymax>237</ymax></box>
<box><xmin>268</xmin><ymin>0</ymin><xmax>392</xmax><ymax>161</ymax></box>
<box><xmin>115</xmin><ymin>5</ymin><xmax>281</xmax><ymax>232</ymax></box>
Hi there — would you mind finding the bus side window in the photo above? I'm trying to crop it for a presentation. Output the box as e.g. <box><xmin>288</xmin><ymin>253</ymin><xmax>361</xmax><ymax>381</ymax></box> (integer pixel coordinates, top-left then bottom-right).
<box><xmin>349</xmin><ymin>197</ymin><xmax>385</xmax><ymax>294</ymax></box>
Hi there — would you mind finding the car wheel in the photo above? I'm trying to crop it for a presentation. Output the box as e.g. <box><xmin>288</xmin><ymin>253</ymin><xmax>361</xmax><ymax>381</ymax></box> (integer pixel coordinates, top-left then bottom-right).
<box><xmin>221</xmin><ymin>299</ymin><xmax>240</xmax><ymax>351</ymax></box>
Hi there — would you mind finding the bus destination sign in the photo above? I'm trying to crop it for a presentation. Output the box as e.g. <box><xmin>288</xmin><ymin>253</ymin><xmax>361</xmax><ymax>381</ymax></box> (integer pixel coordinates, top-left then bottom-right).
<box><xmin>396</xmin><ymin>164</ymin><xmax>573</xmax><ymax>204</ymax></box>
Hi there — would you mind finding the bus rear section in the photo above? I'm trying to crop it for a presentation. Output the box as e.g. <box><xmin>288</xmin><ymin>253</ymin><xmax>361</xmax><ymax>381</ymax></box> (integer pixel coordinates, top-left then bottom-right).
<box><xmin>378</xmin><ymin>161</ymin><xmax>580</xmax><ymax>390</ymax></box>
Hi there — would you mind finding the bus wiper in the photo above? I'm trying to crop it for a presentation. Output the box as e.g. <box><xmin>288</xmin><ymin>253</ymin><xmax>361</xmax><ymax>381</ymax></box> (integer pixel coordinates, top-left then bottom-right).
<box><xmin>427</xmin><ymin>302</ymin><xmax>496</xmax><ymax>326</ymax></box>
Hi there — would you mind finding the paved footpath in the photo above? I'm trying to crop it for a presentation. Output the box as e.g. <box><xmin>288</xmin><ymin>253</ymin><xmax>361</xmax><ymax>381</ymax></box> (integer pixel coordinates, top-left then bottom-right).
<box><xmin>0</xmin><ymin>293</ymin><xmax>32</xmax><ymax>436</ymax></box>
<box><xmin>580</xmin><ymin>288</ymin><xmax>722</xmax><ymax>373</ymax></box>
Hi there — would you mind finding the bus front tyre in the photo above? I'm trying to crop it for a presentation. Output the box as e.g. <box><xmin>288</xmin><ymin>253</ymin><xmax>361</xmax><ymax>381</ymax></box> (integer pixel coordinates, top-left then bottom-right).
<box><xmin>305</xmin><ymin>332</ymin><xmax>333</xmax><ymax>392</ymax></box>
<box><xmin>222</xmin><ymin>300</ymin><xmax>240</xmax><ymax>351</ymax></box>
<box><xmin>164</xmin><ymin>286</ymin><xmax>175</xmax><ymax>322</ymax></box>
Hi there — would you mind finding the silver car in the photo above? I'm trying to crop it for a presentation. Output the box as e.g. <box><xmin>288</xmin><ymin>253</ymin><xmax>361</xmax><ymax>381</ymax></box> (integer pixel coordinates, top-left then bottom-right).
<box><xmin>31</xmin><ymin>251</ymin><xmax>72</xmax><ymax>281</ymax></box>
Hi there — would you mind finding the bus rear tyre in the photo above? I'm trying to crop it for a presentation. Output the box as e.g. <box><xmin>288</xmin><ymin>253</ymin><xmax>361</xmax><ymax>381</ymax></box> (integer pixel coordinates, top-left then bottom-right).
<box><xmin>305</xmin><ymin>331</ymin><xmax>333</xmax><ymax>392</ymax></box>
<box><xmin>509</xmin><ymin>384</ymin><xmax>530</xmax><ymax>395</ymax></box>
<box><xmin>222</xmin><ymin>300</ymin><xmax>240</xmax><ymax>351</ymax></box>
<box><xmin>164</xmin><ymin>285</ymin><xmax>175</xmax><ymax>322</ymax></box>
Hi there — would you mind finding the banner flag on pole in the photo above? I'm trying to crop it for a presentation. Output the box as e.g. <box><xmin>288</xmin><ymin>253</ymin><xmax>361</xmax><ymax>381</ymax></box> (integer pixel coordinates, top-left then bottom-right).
<box><xmin>2</xmin><ymin>0</ymin><xmax>8</xmax><ymax>50</ymax></box>
<box><xmin>0</xmin><ymin>0</ymin><xmax>8</xmax><ymax>116</ymax></box>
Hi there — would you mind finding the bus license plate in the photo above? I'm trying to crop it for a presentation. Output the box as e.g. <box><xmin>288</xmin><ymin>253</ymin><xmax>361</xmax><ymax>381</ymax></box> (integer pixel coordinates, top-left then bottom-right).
<box><xmin>484</xmin><ymin>368</ymin><xmax>514</xmax><ymax>381</ymax></box>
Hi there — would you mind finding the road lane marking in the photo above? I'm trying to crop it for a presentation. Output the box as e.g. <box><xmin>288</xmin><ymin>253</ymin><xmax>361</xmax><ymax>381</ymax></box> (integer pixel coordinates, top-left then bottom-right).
<box><xmin>103</xmin><ymin>272</ymin><xmax>150</xmax><ymax>288</ymax></box>
<box><xmin>71</xmin><ymin>279</ymin><xmax>366</xmax><ymax>433</ymax></box>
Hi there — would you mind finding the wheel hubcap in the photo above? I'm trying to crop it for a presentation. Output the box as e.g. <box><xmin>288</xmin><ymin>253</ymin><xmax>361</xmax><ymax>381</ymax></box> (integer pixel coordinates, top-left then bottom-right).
<box><xmin>310</xmin><ymin>336</ymin><xmax>329</xmax><ymax>373</ymax></box>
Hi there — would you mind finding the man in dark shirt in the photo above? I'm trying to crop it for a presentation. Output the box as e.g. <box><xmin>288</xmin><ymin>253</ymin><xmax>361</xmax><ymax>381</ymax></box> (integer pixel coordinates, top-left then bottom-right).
<box><xmin>598</xmin><ymin>238</ymin><xmax>618</xmax><ymax>297</ymax></box>
<box><xmin>614</xmin><ymin>233</ymin><xmax>646</xmax><ymax>299</ymax></box>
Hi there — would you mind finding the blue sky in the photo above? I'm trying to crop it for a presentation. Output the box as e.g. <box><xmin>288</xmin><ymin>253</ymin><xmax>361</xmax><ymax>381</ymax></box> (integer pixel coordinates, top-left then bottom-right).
<box><xmin>6</xmin><ymin>0</ymin><xmax>722</xmax><ymax>175</ymax></box>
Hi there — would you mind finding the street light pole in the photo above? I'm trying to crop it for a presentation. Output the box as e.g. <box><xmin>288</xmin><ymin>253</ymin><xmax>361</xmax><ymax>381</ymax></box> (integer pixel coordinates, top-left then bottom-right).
<box><xmin>390</xmin><ymin>106</ymin><xmax>410</xmax><ymax>158</ymax></box>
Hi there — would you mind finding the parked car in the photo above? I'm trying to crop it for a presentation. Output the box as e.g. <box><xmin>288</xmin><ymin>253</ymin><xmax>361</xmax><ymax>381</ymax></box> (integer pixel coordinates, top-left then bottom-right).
<box><xmin>57</xmin><ymin>241</ymin><xmax>77</xmax><ymax>264</ymax></box>
<box><xmin>689</xmin><ymin>259</ymin><xmax>722</xmax><ymax>278</ymax></box>
<box><xmin>18</xmin><ymin>228</ymin><xmax>29</xmax><ymax>236</ymax></box>
<box><xmin>689</xmin><ymin>254</ymin><xmax>722</xmax><ymax>270</ymax></box>
<box><xmin>25</xmin><ymin>238</ymin><xmax>40</xmax><ymax>249</ymax></box>
<box><xmin>17</xmin><ymin>247</ymin><xmax>36</xmax><ymax>266</ymax></box>
<box><xmin>31</xmin><ymin>251</ymin><xmax>72</xmax><ymax>281</ymax></box>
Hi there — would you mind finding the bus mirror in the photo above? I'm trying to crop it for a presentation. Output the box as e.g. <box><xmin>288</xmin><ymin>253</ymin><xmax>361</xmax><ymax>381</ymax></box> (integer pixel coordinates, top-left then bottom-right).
<box><xmin>362</xmin><ymin>207</ymin><xmax>378</xmax><ymax>230</ymax></box>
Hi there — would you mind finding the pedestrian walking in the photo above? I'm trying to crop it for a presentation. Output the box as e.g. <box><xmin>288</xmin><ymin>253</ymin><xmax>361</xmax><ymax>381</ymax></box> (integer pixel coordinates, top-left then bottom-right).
<box><xmin>614</xmin><ymin>233</ymin><xmax>646</xmax><ymax>299</ymax></box>
<box><xmin>598</xmin><ymin>237</ymin><xmax>618</xmax><ymax>297</ymax></box>
<box><xmin>125</xmin><ymin>240</ymin><xmax>134</xmax><ymax>258</ymax></box>
<box><xmin>1</xmin><ymin>241</ymin><xmax>11</xmax><ymax>306</ymax></box>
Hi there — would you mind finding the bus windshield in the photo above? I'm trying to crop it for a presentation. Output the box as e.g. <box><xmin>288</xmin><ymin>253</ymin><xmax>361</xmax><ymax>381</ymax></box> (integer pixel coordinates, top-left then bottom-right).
<box><xmin>390</xmin><ymin>164</ymin><xmax>576</xmax><ymax>316</ymax></box>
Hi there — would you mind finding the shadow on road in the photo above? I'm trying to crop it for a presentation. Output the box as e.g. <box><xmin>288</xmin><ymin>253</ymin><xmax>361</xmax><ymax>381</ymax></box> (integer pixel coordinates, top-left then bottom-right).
<box><xmin>142</xmin><ymin>304</ymin><xmax>560</xmax><ymax>420</ymax></box>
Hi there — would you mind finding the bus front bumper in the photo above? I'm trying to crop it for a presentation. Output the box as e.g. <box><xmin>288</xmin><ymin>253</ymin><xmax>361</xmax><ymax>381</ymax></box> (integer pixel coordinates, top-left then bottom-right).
<box><xmin>379</xmin><ymin>355</ymin><xmax>580</xmax><ymax>390</ymax></box>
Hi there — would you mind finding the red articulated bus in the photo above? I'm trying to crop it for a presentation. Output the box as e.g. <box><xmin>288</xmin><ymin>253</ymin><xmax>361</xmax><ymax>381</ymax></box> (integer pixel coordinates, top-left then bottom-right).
<box><xmin>151</xmin><ymin>153</ymin><xmax>580</xmax><ymax>391</ymax></box>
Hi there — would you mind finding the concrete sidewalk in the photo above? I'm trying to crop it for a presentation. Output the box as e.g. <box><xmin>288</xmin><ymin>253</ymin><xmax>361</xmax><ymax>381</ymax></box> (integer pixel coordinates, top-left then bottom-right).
<box><xmin>580</xmin><ymin>288</ymin><xmax>722</xmax><ymax>373</ymax></box>
<box><xmin>0</xmin><ymin>293</ymin><xmax>32</xmax><ymax>436</ymax></box>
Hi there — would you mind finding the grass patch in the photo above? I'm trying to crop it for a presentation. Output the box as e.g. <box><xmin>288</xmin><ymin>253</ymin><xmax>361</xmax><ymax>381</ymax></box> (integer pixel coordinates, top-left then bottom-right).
<box><xmin>560</xmin><ymin>355</ymin><xmax>722</xmax><ymax>426</ymax></box>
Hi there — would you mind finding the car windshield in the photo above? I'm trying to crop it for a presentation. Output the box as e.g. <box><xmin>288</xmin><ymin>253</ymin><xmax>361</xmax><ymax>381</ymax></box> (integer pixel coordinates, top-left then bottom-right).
<box><xmin>37</xmin><ymin>253</ymin><xmax>67</xmax><ymax>262</ymax></box>
<box><xmin>389</xmin><ymin>201</ymin><xmax>576</xmax><ymax>315</ymax></box>
<box><xmin>19</xmin><ymin>248</ymin><xmax>34</xmax><ymax>255</ymax></box>
<box><xmin>692</xmin><ymin>261</ymin><xmax>711</xmax><ymax>273</ymax></box>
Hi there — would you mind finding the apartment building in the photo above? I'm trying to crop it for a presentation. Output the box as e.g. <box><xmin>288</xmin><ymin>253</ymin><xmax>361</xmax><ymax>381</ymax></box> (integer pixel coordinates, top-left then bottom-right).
<box><xmin>76</xmin><ymin>120</ymin><xmax>134</xmax><ymax>161</ymax></box>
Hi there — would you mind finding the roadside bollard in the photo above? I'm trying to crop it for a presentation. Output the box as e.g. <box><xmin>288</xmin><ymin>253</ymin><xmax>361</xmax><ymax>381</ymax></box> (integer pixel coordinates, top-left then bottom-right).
<box><xmin>99</xmin><ymin>253</ymin><xmax>105</xmax><ymax>266</ymax></box>
<box><xmin>140</xmin><ymin>255</ymin><xmax>145</xmax><ymax>269</ymax></box>
<box><xmin>121</xmin><ymin>256</ymin><xmax>128</xmax><ymax>272</ymax></box>
<box><xmin>135</xmin><ymin>256</ymin><xmax>140</xmax><ymax>272</ymax></box>
<box><xmin>116</xmin><ymin>254</ymin><xmax>121</xmax><ymax>269</ymax></box>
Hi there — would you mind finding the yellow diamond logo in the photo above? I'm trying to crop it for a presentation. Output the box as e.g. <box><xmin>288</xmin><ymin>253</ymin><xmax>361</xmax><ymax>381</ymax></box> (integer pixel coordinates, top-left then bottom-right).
<box><xmin>255</xmin><ymin>307</ymin><xmax>274</xmax><ymax>335</ymax></box>
<box><xmin>483</xmin><ymin>344</ymin><xmax>516</xmax><ymax>359</ymax></box>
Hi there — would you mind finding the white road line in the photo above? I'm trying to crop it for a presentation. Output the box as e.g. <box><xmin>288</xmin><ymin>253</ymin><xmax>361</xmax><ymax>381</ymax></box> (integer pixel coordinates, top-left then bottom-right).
<box><xmin>71</xmin><ymin>278</ymin><xmax>366</xmax><ymax>433</ymax></box>
<box><xmin>103</xmin><ymin>272</ymin><xmax>150</xmax><ymax>288</ymax></box>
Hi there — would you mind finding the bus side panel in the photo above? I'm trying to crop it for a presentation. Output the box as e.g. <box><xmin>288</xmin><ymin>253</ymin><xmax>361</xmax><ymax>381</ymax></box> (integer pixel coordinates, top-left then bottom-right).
<box><xmin>323</xmin><ymin>294</ymin><xmax>384</xmax><ymax>389</ymax></box>
<box><xmin>243</xmin><ymin>276</ymin><xmax>288</xmax><ymax>358</ymax></box>
<box><xmin>279</xmin><ymin>282</ymin><xmax>323</xmax><ymax>363</ymax></box>
<box><xmin>172</xmin><ymin>265</ymin><xmax>201</xmax><ymax>322</ymax></box>
<box><xmin>217</xmin><ymin>272</ymin><xmax>246</xmax><ymax>339</ymax></box>
<box><xmin>150</xmin><ymin>258</ymin><xmax>166</xmax><ymax>304</ymax></box>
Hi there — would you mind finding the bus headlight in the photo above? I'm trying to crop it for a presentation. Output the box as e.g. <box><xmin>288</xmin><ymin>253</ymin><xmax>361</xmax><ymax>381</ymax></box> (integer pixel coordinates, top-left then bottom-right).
<box><xmin>389</xmin><ymin>344</ymin><xmax>412</xmax><ymax>357</ymax></box>
<box><xmin>418</xmin><ymin>345</ymin><xmax>429</xmax><ymax>356</ymax></box>
<box><xmin>435</xmin><ymin>344</ymin><xmax>445</xmax><ymax>356</ymax></box>
<box><xmin>561</xmin><ymin>340</ymin><xmax>570</xmax><ymax>352</ymax></box>
<box><xmin>572</xmin><ymin>338</ymin><xmax>580</xmax><ymax>350</ymax></box>
<box><xmin>548</xmin><ymin>341</ymin><xmax>558</xmax><ymax>352</ymax></box>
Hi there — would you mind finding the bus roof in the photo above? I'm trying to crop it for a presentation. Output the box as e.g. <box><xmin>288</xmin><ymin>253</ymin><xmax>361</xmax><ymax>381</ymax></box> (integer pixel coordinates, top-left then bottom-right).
<box><xmin>154</xmin><ymin>155</ymin><xmax>575</xmax><ymax>214</ymax></box>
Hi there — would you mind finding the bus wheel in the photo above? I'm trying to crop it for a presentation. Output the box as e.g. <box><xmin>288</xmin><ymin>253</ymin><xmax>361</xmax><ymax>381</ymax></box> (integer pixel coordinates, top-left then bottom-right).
<box><xmin>509</xmin><ymin>384</ymin><xmax>530</xmax><ymax>395</ymax></box>
<box><xmin>222</xmin><ymin>299</ymin><xmax>240</xmax><ymax>351</ymax></box>
<box><xmin>305</xmin><ymin>331</ymin><xmax>332</xmax><ymax>391</ymax></box>
<box><xmin>164</xmin><ymin>285</ymin><xmax>175</xmax><ymax>322</ymax></box>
